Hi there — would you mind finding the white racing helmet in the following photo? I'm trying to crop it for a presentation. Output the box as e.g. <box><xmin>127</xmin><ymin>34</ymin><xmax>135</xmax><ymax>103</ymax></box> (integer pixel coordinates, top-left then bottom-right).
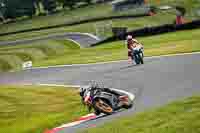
<box><xmin>127</xmin><ymin>35</ymin><xmax>133</xmax><ymax>40</ymax></box>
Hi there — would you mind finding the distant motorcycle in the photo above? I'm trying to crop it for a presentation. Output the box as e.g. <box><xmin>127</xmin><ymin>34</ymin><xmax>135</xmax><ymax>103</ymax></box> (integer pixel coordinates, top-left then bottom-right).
<box><xmin>132</xmin><ymin>46</ymin><xmax>144</xmax><ymax>65</ymax></box>
<box><xmin>80</xmin><ymin>84</ymin><xmax>135</xmax><ymax>115</ymax></box>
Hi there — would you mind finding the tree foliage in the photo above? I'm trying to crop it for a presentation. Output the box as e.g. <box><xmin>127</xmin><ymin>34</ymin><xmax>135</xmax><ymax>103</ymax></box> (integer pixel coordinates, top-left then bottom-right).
<box><xmin>59</xmin><ymin>0</ymin><xmax>78</xmax><ymax>10</ymax></box>
<box><xmin>4</xmin><ymin>0</ymin><xmax>36</xmax><ymax>18</ymax></box>
<box><xmin>42</xmin><ymin>0</ymin><xmax>57</xmax><ymax>13</ymax></box>
<box><xmin>58</xmin><ymin>0</ymin><xmax>93</xmax><ymax>10</ymax></box>
<box><xmin>1</xmin><ymin>0</ymin><xmax>94</xmax><ymax>20</ymax></box>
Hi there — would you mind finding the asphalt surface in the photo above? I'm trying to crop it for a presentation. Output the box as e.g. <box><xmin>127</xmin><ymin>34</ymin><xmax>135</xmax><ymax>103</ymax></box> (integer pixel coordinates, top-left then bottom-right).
<box><xmin>0</xmin><ymin>53</ymin><xmax>199</xmax><ymax>133</ymax></box>
<box><xmin>0</xmin><ymin>32</ymin><xmax>100</xmax><ymax>48</ymax></box>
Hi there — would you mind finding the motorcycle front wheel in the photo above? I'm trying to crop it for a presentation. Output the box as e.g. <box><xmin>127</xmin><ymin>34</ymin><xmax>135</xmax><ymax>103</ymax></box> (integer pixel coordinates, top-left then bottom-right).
<box><xmin>140</xmin><ymin>52</ymin><xmax>144</xmax><ymax>64</ymax></box>
<box><xmin>134</xmin><ymin>51</ymin><xmax>144</xmax><ymax>64</ymax></box>
<box><xmin>94</xmin><ymin>98</ymin><xmax>113</xmax><ymax>115</ymax></box>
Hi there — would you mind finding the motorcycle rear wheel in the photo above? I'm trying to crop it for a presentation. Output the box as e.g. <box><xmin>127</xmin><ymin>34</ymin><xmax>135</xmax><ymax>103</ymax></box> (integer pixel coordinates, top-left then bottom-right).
<box><xmin>140</xmin><ymin>56</ymin><xmax>144</xmax><ymax>64</ymax></box>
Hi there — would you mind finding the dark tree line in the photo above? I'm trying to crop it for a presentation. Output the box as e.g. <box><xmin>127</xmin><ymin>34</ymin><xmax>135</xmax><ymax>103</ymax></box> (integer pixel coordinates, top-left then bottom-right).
<box><xmin>0</xmin><ymin>0</ymin><xmax>93</xmax><ymax>20</ymax></box>
<box><xmin>4</xmin><ymin>0</ymin><xmax>36</xmax><ymax>18</ymax></box>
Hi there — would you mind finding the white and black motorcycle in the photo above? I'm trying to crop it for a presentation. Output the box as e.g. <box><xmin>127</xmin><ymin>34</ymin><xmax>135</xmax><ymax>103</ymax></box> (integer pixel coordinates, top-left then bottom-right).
<box><xmin>80</xmin><ymin>84</ymin><xmax>135</xmax><ymax>115</ymax></box>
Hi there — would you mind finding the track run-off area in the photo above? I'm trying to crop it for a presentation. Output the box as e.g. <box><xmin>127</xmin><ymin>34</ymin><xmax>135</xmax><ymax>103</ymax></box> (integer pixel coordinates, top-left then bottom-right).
<box><xmin>0</xmin><ymin>53</ymin><xmax>199</xmax><ymax>133</ymax></box>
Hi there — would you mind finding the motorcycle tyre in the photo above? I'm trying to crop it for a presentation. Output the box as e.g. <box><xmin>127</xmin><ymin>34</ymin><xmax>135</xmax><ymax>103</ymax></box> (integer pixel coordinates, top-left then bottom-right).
<box><xmin>94</xmin><ymin>98</ymin><xmax>114</xmax><ymax>115</ymax></box>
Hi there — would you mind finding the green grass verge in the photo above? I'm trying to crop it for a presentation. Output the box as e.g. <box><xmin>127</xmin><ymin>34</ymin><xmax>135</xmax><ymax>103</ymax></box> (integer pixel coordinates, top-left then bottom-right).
<box><xmin>0</xmin><ymin>39</ymin><xmax>79</xmax><ymax>71</ymax></box>
<box><xmin>0</xmin><ymin>48</ymin><xmax>47</xmax><ymax>61</ymax></box>
<box><xmin>0</xmin><ymin>85</ymin><xmax>87</xmax><ymax>133</ymax></box>
<box><xmin>33</xmin><ymin>29</ymin><xmax>200</xmax><ymax>67</ymax></box>
<box><xmin>0</xmin><ymin>55</ymin><xmax>23</xmax><ymax>72</ymax></box>
<box><xmin>80</xmin><ymin>95</ymin><xmax>200</xmax><ymax>133</ymax></box>
<box><xmin>0</xmin><ymin>39</ymin><xmax>79</xmax><ymax>55</ymax></box>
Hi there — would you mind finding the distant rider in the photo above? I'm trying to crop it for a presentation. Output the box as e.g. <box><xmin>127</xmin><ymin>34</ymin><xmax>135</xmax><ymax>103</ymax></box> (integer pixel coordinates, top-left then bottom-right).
<box><xmin>126</xmin><ymin>35</ymin><xmax>134</xmax><ymax>64</ymax></box>
<box><xmin>125</xmin><ymin>35</ymin><xmax>142</xmax><ymax>62</ymax></box>
<box><xmin>125</xmin><ymin>35</ymin><xmax>143</xmax><ymax>64</ymax></box>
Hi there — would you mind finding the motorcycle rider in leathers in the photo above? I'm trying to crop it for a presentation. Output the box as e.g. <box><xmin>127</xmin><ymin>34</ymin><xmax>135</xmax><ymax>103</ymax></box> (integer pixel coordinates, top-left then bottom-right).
<box><xmin>126</xmin><ymin>35</ymin><xmax>143</xmax><ymax>64</ymax></box>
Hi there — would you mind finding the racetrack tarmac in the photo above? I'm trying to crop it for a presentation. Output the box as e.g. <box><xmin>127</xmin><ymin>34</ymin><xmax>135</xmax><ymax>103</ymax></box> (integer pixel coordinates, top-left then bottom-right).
<box><xmin>0</xmin><ymin>53</ymin><xmax>199</xmax><ymax>133</ymax></box>
<box><xmin>0</xmin><ymin>32</ymin><xmax>100</xmax><ymax>48</ymax></box>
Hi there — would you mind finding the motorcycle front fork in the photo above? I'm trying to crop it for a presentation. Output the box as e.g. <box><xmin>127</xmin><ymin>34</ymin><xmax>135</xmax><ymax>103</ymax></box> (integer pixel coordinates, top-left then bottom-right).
<box><xmin>132</xmin><ymin>50</ymin><xmax>143</xmax><ymax>64</ymax></box>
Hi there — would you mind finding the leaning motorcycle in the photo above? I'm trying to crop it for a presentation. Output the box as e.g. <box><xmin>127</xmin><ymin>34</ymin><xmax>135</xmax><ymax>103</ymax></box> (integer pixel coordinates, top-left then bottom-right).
<box><xmin>80</xmin><ymin>85</ymin><xmax>135</xmax><ymax>115</ymax></box>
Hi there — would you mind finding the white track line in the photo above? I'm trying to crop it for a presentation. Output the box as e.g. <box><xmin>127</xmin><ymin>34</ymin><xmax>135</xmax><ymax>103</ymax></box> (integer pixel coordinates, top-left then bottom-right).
<box><xmin>146</xmin><ymin>52</ymin><xmax>200</xmax><ymax>59</ymax></box>
<box><xmin>25</xmin><ymin>83</ymin><xmax>136</xmax><ymax>103</ymax></box>
<box><xmin>80</xmin><ymin>33</ymin><xmax>101</xmax><ymax>41</ymax></box>
<box><xmin>65</xmin><ymin>32</ymin><xmax>101</xmax><ymax>47</ymax></box>
<box><xmin>65</xmin><ymin>32</ymin><xmax>100</xmax><ymax>40</ymax></box>
<box><xmin>66</xmin><ymin>39</ymin><xmax>81</xmax><ymax>48</ymax></box>
<box><xmin>32</xmin><ymin>52</ymin><xmax>200</xmax><ymax>70</ymax></box>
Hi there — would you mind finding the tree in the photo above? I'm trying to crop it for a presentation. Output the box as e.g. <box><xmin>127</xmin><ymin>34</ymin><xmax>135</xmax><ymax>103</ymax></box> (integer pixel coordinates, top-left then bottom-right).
<box><xmin>0</xmin><ymin>0</ymin><xmax>6</xmax><ymax>21</ymax></box>
<box><xmin>64</xmin><ymin>0</ymin><xmax>77</xmax><ymax>10</ymax></box>
<box><xmin>42</xmin><ymin>0</ymin><xmax>57</xmax><ymax>14</ymax></box>
<box><xmin>82</xmin><ymin>0</ymin><xmax>92</xmax><ymax>5</ymax></box>
<box><xmin>57</xmin><ymin>0</ymin><xmax>78</xmax><ymax>10</ymax></box>
<box><xmin>23</xmin><ymin>0</ymin><xmax>36</xmax><ymax>17</ymax></box>
<box><xmin>4</xmin><ymin>0</ymin><xmax>36</xmax><ymax>19</ymax></box>
<box><xmin>34</xmin><ymin>0</ymin><xmax>42</xmax><ymax>15</ymax></box>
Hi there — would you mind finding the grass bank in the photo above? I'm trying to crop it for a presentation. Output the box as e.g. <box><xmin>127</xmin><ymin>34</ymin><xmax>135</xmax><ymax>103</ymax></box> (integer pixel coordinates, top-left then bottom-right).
<box><xmin>0</xmin><ymin>39</ymin><xmax>79</xmax><ymax>72</ymax></box>
<box><xmin>81</xmin><ymin>95</ymin><xmax>200</xmax><ymax>133</ymax></box>
<box><xmin>0</xmin><ymin>85</ymin><xmax>87</xmax><ymax>133</ymax></box>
